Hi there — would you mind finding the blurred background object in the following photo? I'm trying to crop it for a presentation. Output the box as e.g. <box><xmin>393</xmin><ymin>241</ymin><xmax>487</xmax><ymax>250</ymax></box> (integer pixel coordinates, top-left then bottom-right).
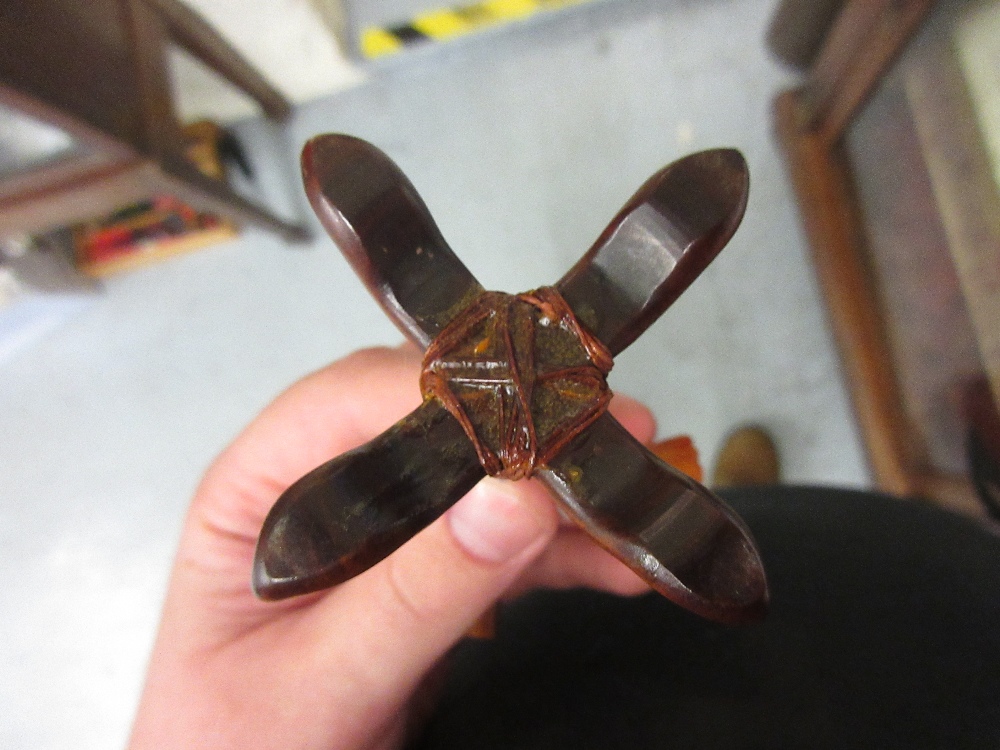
<box><xmin>0</xmin><ymin>0</ymin><xmax>309</xmax><ymax>241</ymax></box>
<box><xmin>765</xmin><ymin>0</ymin><xmax>847</xmax><ymax>70</ymax></box>
<box><xmin>773</xmin><ymin>0</ymin><xmax>1000</xmax><ymax>518</ymax></box>
<box><xmin>0</xmin><ymin>0</ymin><xmax>312</xmax><ymax>360</ymax></box>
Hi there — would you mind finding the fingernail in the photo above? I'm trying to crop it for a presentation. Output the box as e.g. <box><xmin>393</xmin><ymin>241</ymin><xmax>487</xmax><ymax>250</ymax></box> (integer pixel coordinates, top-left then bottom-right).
<box><xmin>447</xmin><ymin>478</ymin><xmax>548</xmax><ymax>564</ymax></box>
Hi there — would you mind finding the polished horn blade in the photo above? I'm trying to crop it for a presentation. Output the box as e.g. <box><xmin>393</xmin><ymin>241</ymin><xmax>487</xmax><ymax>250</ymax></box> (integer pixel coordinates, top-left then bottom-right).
<box><xmin>253</xmin><ymin>400</ymin><xmax>484</xmax><ymax>600</ymax></box>
<box><xmin>557</xmin><ymin>149</ymin><xmax>749</xmax><ymax>356</ymax></box>
<box><xmin>538</xmin><ymin>412</ymin><xmax>768</xmax><ymax>624</ymax></box>
<box><xmin>303</xmin><ymin>134</ymin><xmax>484</xmax><ymax>349</ymax></box>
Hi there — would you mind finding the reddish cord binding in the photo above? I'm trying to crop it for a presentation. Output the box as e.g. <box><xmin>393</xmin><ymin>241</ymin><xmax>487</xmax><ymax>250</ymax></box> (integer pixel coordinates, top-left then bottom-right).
<box><xmin>420</xmin><ymin>286</ymin><xmax>613</xmax><ymax>480</ymax></box>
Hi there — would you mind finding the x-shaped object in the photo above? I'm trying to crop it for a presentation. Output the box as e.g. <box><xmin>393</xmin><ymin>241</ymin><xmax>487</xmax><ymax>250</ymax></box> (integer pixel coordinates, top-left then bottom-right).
<box><xmin>253</xmin><ymin>135</ymin><xmax>768</xmax><ymax>624</ymax></box>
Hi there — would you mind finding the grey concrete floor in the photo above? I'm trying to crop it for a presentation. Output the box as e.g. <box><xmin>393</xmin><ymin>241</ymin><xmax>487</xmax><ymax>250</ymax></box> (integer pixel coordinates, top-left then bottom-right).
<box><xmin>0</xmin><ymin>0</ymin><xmax>869</xmax><ymax>746</ymax></box>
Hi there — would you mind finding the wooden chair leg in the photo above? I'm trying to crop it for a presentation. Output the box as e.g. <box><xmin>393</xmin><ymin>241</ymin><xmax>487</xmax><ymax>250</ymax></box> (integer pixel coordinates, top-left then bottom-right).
<box><xmin>148</xmin><ymin>0</ymin><xmax>292</xmax><ymax>122</ymax></box>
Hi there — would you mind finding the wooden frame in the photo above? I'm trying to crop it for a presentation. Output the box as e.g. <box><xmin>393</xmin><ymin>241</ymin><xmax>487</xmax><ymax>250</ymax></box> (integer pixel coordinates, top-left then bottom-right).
<box><xmin>0</xmin><ymin>0</ymin><xmax>308</xmax><ymax>242</ymax></box>
<box><xmin>774</xmin><ymin>0</ymin><xmax>991</xmax><ymax>518</ymax></box>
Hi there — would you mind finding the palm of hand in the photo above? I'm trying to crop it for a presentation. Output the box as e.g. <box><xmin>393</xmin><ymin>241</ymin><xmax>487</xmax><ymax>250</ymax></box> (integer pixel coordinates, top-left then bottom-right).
<box><xmin>129</xmin><ymin>345</ymin><xmax>652</xmax><ymax>749</ymax></box>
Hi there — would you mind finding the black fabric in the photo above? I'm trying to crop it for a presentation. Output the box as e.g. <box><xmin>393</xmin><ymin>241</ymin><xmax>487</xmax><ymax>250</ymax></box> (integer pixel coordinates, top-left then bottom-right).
<box><xmin>415</xmin><ymin>487</ymin><xmax>1000</xmax><ymax>749</ymax></box>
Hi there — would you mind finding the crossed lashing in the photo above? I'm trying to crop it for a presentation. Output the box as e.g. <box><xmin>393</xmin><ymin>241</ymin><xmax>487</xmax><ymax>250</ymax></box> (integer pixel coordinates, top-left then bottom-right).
<box><xmin>253</xmin><ymin>134</ymin><xmax>769</xmax><ymax>624</ymax></box>
<box><xmin>420</xmin><ymin>286</ymin><xmax>615</xmax><ymax>481</ymax></box>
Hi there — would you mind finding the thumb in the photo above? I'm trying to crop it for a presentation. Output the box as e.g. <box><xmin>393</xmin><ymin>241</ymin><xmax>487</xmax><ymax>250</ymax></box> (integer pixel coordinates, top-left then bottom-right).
<box><xmin>313</xmin><ymin>476</ymin><xmax>559</xmax><ymax>703</ymax></box>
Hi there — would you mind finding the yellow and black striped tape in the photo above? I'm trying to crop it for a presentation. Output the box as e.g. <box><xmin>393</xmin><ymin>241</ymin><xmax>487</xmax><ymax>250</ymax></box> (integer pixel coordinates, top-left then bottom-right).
<box><xmin>360</xmin><ymin>0</ymin><xmax>596</xmax><ymax>59</ymax></box>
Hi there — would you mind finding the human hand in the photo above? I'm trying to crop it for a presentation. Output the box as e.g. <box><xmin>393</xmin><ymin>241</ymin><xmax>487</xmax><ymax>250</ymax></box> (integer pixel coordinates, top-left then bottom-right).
<box><xmin>129</xmin><ymin>344</ymin><xmax>653</xmax><ymax>749</ymax></box>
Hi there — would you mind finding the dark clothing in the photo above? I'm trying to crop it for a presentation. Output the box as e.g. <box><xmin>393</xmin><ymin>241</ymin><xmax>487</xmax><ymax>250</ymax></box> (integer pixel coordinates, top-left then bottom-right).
<box><xmin>418</xmin><ymin>487</ymin><xmax>1000</xmax><ymax>749</ymax></box>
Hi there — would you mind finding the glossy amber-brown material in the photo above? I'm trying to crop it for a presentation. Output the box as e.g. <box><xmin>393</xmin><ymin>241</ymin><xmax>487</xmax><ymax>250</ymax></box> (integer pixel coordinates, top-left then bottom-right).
<box><xmin>254</xmin><ymin>134</ymin><xmax>768</xmax><ymax>625</ymax></box>
<box><xmin>421</xmin><ymin>287</ymin><xmax>613</xmax><ymax>480</ymax></box>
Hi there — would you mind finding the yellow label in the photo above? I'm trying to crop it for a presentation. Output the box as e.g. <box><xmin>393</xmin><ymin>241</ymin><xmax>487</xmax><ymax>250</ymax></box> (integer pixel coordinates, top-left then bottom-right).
<box><xmin>413</xmin><ymin>10</ymin><xmax>473</xmax><ymax>39</ymax></box>
<box><xmin>360</xmin><ymin>27</ymin><xmax>403</xmax><ymax>58</ymax></box>
<box><xmin>481</xmin><ymin>0</ymin><xmax>539</xmax><ymax>21</ymax></box>
<box><xmin>361</xmin><ymin>0</ymin><xmax>594</xmax><ymax>58</ymax></box>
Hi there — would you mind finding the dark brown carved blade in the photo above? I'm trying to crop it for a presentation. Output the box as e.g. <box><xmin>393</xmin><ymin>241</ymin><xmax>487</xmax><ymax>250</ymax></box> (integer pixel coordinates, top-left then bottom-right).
<box><xmin>302</xmin><ymin>134</ymin><xmax>484</xmax><ymax>348</ymax></box>
<box><xmin>557</xmin><ymin>149</ymin><xmax>749</xmax><ymax>356</ymax></box>
<box><xmin>260</xmin><ymin>141</ymin><xmax>763</xmax><ymax>620</ymax></box>
<box><xmin>253</xmin><ymin>400</ymin><xmax>484</xmax><ymax>600</ymax></box>
<box><xmin>538</xmin><ymin>412</ymin><xmax>768</xmax><ymax>624</ymax></box>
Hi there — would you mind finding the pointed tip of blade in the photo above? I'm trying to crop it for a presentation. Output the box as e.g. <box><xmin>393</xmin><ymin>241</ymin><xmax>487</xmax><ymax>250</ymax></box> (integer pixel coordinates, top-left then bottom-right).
<box><xmin>538</xmin><ymin>414</ymin><xmax>769</xmax><ymax>625</ymax></box>
<box><xmin>300</xmin><ymin>132</ymin><xmax>390</xmax><ymax>210</ymax></box>
<box><xmin>672</xmin><ymin>147</ymin><xmax>748</xmax><ymax>189</ymax></box>
<box><xmin>643</xmin><ymin>472</ymin><xmax>769</xmax><ymax>626</ymax></box>
<box><xmin>300</xmin><ymin>134</ymin><xmax>364</xmax><ymax>212</ymax></box>
<box><xmin>251</xmin><ymin>490</ymin><xmax>350</xmax><ymax>601</ymax></box>
<box><xmin>252</xmin><ymin>549</ymin><xmax>285</xmax><ymax>602</ymax></box>
<box><xmin>628</xmin><ymin>490</ymin><xmax>768</xmax><ymax>626</ymax></box>
<box><xmin>673</xmin><ymin>520</ymin><xmax>769</xmax><ymax>625</ymax></box>
<box><xmin>300</xmin><ymin>133</ymin><xmax>333</xmax><ymax>181</ymax></box>
<box><xmin>653</xmin><ymin>147</ymin><xmax>749</xmax><ymax>244</ymax></box>
<box><xmin>682</xmin><ymin>147</ymin><xmax>748</xmax><ymax>172</ymax></box>
<box><xmin>300</xmin><ymin>134</ymin><xmax>346</xmax><ymax>231</ymax></box>
<box><xmin>301</xmin><ymin>133</ymin><xmax>358</xmax><ymax>173</ymax></box>
<box><xmin>556</xmin><ymin>146</ymin><xmax>750</xmax><ymax>355</ymax></box>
